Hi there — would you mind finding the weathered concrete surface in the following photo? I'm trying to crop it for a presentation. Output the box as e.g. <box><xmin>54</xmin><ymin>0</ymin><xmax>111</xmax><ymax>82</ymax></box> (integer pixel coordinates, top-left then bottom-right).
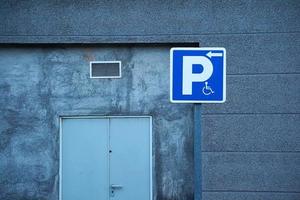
<box><xmin>0</xmin><ymin>0</ymin><xmax>299</xmax><ymax>199</ymax></box>
<box><xmin>0</xmin><ymin>0</ymin><xmax>299</xmax><ymax>43</ymax></box>
<box><xmin>202</xmin><ymin>152</ymin><xmax>300</xmax><ymax>191</ymax></box>
<box><xmin>0</xmin><ymin>46</ymin><xmax>194</xmax><ymax>200</ymax></box>
<box><xmin>202</xmin><ymin>192</ymin><xmax>300</xmax><ymax>200</ymax></box>
<box><xmin>202</xmin><ymin>114</ymin><xmax>300</xmax><ymax>152</ymax></box>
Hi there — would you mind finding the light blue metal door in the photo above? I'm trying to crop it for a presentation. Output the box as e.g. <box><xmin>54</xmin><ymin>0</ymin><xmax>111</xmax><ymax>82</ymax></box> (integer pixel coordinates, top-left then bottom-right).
<box><xmin>109</xmin><ymin>118</ymin><xmax>151</xmax><ymax>200</ymax></box>
<box><xmin>61</xmin><ymin>117</ymin><xmax>151</xmax><ymax>200</ymax></box>
<box><xmin>61</xmin><ymin>118</ymin><xmax>109</xmax><ymax>200</ymax></box>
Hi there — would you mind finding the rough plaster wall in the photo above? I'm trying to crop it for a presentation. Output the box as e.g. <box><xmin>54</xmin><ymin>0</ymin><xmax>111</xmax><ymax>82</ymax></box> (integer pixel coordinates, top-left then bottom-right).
<box><xmin>0</xmin><ymin>0</ymin><xmax>299</xmax><ymax>43</ymax></box>
<box><xmin>0</xmin><ymin>46</ymin><xmax>194</xmax><ymax>200</ymax></box>
<box><xmin>199</xmin><ymin>31</ymin><xmax>300</xmax><ymax>199</ymax></box>
<box><xmin>0</xmin><ymin>0</ymin><xmax>300</xmax><ymax>199</ymax></box>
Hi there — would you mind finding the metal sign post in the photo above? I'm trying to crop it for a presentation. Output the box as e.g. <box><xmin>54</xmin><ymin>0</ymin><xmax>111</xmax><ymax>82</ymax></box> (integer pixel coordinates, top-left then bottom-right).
<box><xmin>170</xmin><ymin>47</ymin><xmax>226</xmax><ymax>200</ymax></box>
<box><xmin>194</xmin><ymin>104</ymin><xmax>202</xmax><ymax>200</ymax></box>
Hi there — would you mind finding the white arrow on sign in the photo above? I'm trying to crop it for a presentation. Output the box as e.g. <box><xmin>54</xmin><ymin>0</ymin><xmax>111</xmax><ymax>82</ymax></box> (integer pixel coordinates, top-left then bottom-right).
<box><xmin>206</xmin><ymin>51</ymin><xmax>223</xmax><ymax>58</ymax></box>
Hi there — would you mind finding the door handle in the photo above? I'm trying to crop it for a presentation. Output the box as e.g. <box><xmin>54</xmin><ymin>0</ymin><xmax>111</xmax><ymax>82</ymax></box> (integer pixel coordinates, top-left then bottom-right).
<box><xmin>110</xmin><ymin>184</ymin><xmax>123</xmax><ymax>197</ymax></box>
<box><xmin>111</xmin><ymin>184</ymin><xmax>123</xmax><ymax>189</ymax></box>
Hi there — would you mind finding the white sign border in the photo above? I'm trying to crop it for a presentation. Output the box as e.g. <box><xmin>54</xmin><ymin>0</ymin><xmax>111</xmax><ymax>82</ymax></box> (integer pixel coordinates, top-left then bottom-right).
<box><xmin>170</xmin><ymin>47</ymin><xmax>226</xmax><ymax>103</ymax></box>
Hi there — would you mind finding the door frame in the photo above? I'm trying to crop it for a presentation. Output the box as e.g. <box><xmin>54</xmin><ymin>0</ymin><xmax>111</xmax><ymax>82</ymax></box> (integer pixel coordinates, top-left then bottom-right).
<box><xmin>59</xmin><ymin>115</ymin><xmax>153</xmax><ymax>200</ymax></box>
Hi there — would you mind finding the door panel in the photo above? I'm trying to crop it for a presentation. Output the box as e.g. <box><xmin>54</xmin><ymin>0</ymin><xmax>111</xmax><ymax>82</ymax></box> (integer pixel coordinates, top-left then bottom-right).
<box><xmin>61</xmin><ymin>117</ymin><xmax>151</xmax><ymax>200</ymax></box>
<box><xmin>61</xmin><ymin>118</ymin><xmax>109</xmax><ymax>200</ymax></box>
<box><xmin>109</xmin><ymin>118</ymin><xmax>151</xmax><ymax>200</ymax></box>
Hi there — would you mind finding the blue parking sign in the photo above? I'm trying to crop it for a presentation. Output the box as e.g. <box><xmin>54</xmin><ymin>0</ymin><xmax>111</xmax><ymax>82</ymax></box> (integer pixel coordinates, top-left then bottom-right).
<box><xmin>170</xmin><ymin>47</ymin><xmax>226</xmax><ymax>103</ymax></box>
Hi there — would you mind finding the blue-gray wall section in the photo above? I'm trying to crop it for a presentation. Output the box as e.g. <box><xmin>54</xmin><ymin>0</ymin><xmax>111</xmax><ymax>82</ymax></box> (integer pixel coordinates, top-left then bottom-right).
<box><xmin>0</xmin><ymin>0</ymin><xmax>300</xmax><ymax>200</ymax></box>
<box><xmin>200</xmin><ymin>33</ymin><xmax>300</xmax><ymax>198</ymax></box>
<box><xmin>0</xmin><ymin>0</ymin><xmax>299</xmax><ymax>43</ymax></box>
<box><xmin>0</xmin><ymin>46</ymin><xmax>194</xmax><ymax>200</ymax></box>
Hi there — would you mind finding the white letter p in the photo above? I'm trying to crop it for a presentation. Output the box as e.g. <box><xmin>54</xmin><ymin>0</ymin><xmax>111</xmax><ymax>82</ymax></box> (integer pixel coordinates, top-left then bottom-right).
<box><xmin>182</xmin><ymin>56</ymin><xmax>213</xmax><ymax>95</ymax></box>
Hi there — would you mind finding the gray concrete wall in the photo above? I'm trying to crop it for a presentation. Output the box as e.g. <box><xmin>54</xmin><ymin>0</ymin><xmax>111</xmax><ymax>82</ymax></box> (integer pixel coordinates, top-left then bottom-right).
<box><xmin>0</xmin><ymin>0</ymin><xmax>300</xmax><ymax>200</ymax></box>
<box><xmin>0</xmin><ymin>46</ymin><xmax>194</xmax><ymax>200</ymax></box>
<box><xmin>0</xmin><ymin>0</ymin><xmax>299</xmax><ymax>43</ymax></box>
<box><xmin>200</xmin><ymin>33</ymin><xmax>300</xmax><ymax>199</ymax></box>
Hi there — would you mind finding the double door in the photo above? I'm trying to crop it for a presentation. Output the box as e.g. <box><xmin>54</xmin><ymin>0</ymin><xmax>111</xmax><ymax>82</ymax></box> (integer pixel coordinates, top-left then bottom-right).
<box><xmin>60</xmin><ymin>117</ymin><xmax>152</xmax><ymax>200</ymax></box>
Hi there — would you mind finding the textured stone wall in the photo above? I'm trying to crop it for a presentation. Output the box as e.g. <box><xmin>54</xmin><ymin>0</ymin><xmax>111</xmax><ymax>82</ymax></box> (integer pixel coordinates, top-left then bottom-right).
<box><xmin>0</xmin><ymin>0</ymin><xmax>300</xmax><ymax>200</ymax></box>
<box><xmin>0</xmin><ymin>46</ymin><xmax>194</xmax><ymax>200</ymax></box>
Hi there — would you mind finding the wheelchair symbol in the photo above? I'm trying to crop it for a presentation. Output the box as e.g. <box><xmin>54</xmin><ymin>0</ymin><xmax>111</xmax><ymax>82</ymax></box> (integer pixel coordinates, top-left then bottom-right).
<box><xmin>202</xmin><ymin>82</ymin><xmax>214</xmax><ymax>95</ymax></box>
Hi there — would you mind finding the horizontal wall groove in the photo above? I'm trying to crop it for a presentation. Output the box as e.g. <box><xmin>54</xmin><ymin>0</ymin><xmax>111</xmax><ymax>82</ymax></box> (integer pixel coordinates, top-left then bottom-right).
<box><xmin>202</xmin><ymin>113</ymin><xmax>300</xmax><ymax>116</ymax></box>
<box><xmin>227</xmin><ymin>73</ymin><xmax>300</xmax><ymax>76</ymax></box>
<box><xmin>1</xmin><ymin>31</ymin><xmax>300</xmax><ymax>44</ymax></box>
<box><xmin>202</xmin><ymin>151</ymin><xmax>300</xmax><ymax>154</ymax></box>
<box><xmin>203</xmin><ymin>190</ymin><xmax>300</xmax><ymax>194</ymax></box>
<box><xmin>0</xmin><ymin>31</ymin><xmax>300</xmax><ymax>37</ymax></box>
